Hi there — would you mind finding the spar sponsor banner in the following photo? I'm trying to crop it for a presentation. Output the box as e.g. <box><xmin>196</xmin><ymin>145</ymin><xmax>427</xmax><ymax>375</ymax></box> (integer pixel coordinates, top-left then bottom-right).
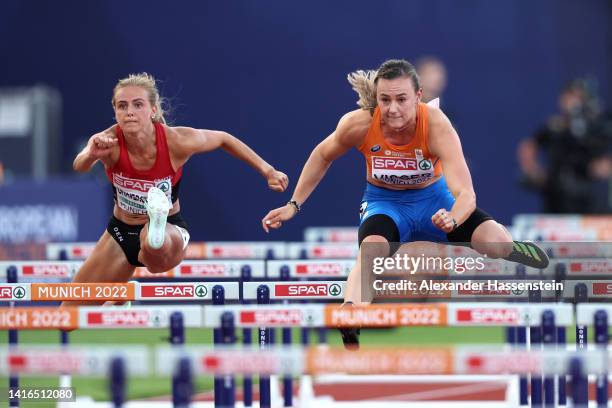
<box><xmin>0</xmin><ymin>284</ymin><xmax>29</xmax><ymax>301</ymax></box>
<box><xmin>203</xmin><ymin>305</ymin><xmax>324</xmax><ymax>328</ymax></box>
<box><xmin>80</xmin><ymin>305</ymin><xmax>203</xmax><ymax>329</ymax></box>
<box><xmin>458</xmin><ymin>350</ymin><xmax>543</xmax><ymax>375</ymax></box>
<box><xmin>239</xmin><ymin>309</ymin><xmax>308</xmax><ymax>327</ymax></box>
<box><xmin>274</xmin><ymin>282</ymin><xmax>344</xmax><ymax>298</ymax></box>
<box><xmin>0</xmin><ymin>346</ymin><xmax>149</xmax><ymax>376</ymax></box>
<box><xmin>45</xmin><ymin>243</ymin><xmax>96</xmax><ymax>260</ymax></box>
<box><xmin>303</xmin><ymin>227</ymin><xmax>359</xmax><ymax>243</ymax></box>
<box><xmin>82</xmin><ymin>309</ymin><xmax>165</xmax><ymax>328</ymax></box>
<box><xmin>563</xmin><ymin>281</ymin><xmax>612</xmax><ymax>298</ymax></box>
<box><xmin>445</xmin><ymin>304</ymin><xmax>575</xmax><ymax>326</ymax></box>
<box><xmin>31</xmin><ymin>283</ymin><xmax>135</xmax><ymax>301</ymax></box>
<box><xmin>543</xmin><ymin>243</ymin><xmax>611</xmax><ymax>259</ymax></box>
<box><xmin>0</xmin><ymin>308</ymin><xmax>78</xmax><ymax>330</ymax></box>
<box><xmin>305</xmin><ymin>347</ymin><xmax>453</xmax><ymax>375</ymax></box>
<box><xmin>203</xmin><ymin>242</ymin><xmax>286</xmax><ymax>259</ymax></box>
<box><xmin>139</xmin><ymin>283</ymin><xmax>209</xmax><ymax>300</ymax></box>
<box><xmin>177</xmin><ymin>260</ymin><xmax>265</xmax><ymax>278</ymax></box>
<box><xmin>567</xmin><ymin>259</ymin><xmax>612</xmax><ymax>275</ymax></box>
<box><xmin>454</xmin><ymin>307</ymin><xmax>521</xmax><ymax>325</ymax></box>
<box><xmin>138</xmin><ymin>282</ymin><xmax>240</xmax><ymax>300</ymax></box>
<box><xmin>324</xmin><ymin>304</ymin><xmax>447</xmax><ymax>327</ymax></box>
<box><xmin>266</xmin><ymin>260</ymin><xmax>354</xmax><ymax>278</ymax></box>
<box><xmin>0</xmin><ymin>261</ymin><xmax>81</xmax><ymax>279</ymax></box>
<box><xmin>591</xmin><ymin>282</ymin><xmax>612</xmax><ymax>296</ymax></box>
<box><xmin>286</xmin><ymin>243</ymin><xmax>359</xmax><ymax>259</ymax></box>
<box><xmin>155</xmin><ymin>346</ymin><xmax>303</xmax><ymax>376</ymax></box>
<box><xmin>242</xmin><ymin>281</ymin><xmax>344</xmax><ymax>300</ymax></box>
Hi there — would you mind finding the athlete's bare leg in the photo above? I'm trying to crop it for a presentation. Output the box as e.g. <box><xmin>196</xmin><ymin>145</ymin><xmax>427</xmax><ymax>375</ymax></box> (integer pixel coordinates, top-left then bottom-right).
<box><xmin>138</xmin><ymin>223</ymin><xmax>187</xmax><ymax>273</ymax></box>
<box><xmin>61</xmin><ymin>231</ymin><xmax>136</xmax><ymax>307</ymax></box>
<box><xmin>344</xmin><ymin>234</ymin><xmax>390</xmax><ymax>305</ymax></box>
<box><xmin>470</xmin><ymin>220</ymin><xmax>513</xmax><ymax>258</ymax></box>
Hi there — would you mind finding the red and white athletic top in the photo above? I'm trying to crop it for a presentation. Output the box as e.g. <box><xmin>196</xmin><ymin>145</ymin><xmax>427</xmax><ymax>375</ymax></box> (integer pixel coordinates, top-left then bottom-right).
<box><xmin>105</xmin><ymin>122</ymin><xmax>183</xmax><ymax>215</ymax></box>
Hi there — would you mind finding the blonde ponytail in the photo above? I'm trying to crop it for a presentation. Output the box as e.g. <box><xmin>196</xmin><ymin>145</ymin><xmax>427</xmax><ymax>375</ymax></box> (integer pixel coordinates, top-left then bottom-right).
<box><xmin>347</xmin><ymin>69</ymin><xmax>378</xmax><ymax>112</ymax></box>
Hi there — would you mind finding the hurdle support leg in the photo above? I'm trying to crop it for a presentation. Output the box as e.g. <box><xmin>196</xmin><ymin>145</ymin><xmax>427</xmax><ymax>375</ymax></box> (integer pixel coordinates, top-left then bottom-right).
<box><xmin>109</xmin><ymin>357</ymin><xmax>126</xmax><ymax>408</ymax></box>
<box><xmin>240</xmin><ymin>265</ymin><xmax>253</xmax><ymax>406</ymax></box>
<box><xmin>170</xmin><ymin>311</ymin><xmax>192</xmax><ymax>407</ymax></box>
<box><xmin>557</xmin><ymin>326</ymin><xmax>567</xmax><ymax>406</ymax></box>
<box><xmin>221</xmin><ymin>312</ymin><xmax>236</xmax><ymax>408</ymax></box>
<box><xmin>7</xmin><ymin>265</ymin><xmax>19</xmax><ymax>408</ymax></box>
<box><xmin>529</xmin><ymin>289</ymin><xmax>543</xmax><ymax>407</ymax></box>
<box><xmin>282</xmin><ymin>326</ymin><xmax>292</xmax><ymax>407</ymax></box>
<box><xmin>257</xmin><ymin>285</ymin><xmax>271</xmax><ymax>408</ymax></box>
<box><xmin>213</xmin><ymin>285</ymin><xmax>226</xmax><ymax>408</ymax></box>
<box><xmin>594</xmin><ymin>310</ymin><xmax>608</xmax><ymax>408</ymax></box>
<box><xmin>572</xmin><ymin>283</ymin><xmax>589</xmax><ymax>405</ymax></box>
<box><xmin>569</xmin><ymin>357</ymin><xmax>588</xmax><ymax>408</ymax></box>
<box><xmin>542</xmin><ymin>310</ymin><xmax>556</xmax><ymax>408</ymax></box>
<box><xmin>172</xmin><ymin>357</ymin><xmax>193</xmax><ymax>408</ymax></box>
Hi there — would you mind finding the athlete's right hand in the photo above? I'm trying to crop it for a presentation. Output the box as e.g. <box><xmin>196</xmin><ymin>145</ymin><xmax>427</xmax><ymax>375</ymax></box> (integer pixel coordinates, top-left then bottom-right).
<box><xmin>88</xmin><ymin>133</ymin><xmax>118</xmax><ymax>159</ymax></box>
<box><xmin>262</xmin><ymin>204</ymin><xmax>297</xmax><ymax>233</ymax></box>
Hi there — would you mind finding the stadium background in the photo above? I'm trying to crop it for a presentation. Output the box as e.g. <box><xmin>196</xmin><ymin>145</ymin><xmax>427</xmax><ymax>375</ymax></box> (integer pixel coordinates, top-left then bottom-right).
<box><xmin>1</xmin><ymin>0</ymin><xmax>610</xmax><ymax>242</ymax></box>
<box><xmin>0</xmin><ymin>1</ymin><xmax>610</xmax><ymax>405</ymax></box>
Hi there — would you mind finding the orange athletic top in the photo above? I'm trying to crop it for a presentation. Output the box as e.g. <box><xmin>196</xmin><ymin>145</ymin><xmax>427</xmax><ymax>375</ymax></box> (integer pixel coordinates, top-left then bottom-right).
<box><xmin>358</xmin><ymin>102</ymin><xmax>442</xmax><ymax>188</ymax></box>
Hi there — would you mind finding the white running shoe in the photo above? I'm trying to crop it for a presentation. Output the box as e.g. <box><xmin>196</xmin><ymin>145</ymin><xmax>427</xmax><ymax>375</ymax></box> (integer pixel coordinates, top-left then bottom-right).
<box><xmin>146</xmin><ymin>186</ymin><xmax>170</xmax><ymax>249</ymax></box>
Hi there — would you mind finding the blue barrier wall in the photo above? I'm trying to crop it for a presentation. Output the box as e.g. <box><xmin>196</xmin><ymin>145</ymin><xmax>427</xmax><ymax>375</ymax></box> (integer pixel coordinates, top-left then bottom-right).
<box><xmin>0</xmin><ymin>1</ymin><xmax>610</xmax><ymax>241</ymax></box>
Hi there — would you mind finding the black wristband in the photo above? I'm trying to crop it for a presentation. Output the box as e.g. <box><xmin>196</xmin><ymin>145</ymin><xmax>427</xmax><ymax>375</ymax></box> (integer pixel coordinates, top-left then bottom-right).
<box><xmin>451</xmin><ymin>218</ymin><xmax>458</xmax><ymax>231</ymax></box>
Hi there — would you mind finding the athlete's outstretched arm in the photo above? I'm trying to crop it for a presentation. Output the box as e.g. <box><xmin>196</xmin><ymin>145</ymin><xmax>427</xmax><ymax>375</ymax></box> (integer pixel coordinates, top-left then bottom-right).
<box><xmin>261</xmin><ymin>110</ymin><xmax>369</xmax><ymax>232</ymax></box>
<box><xmin>172</xmin><ymin>127</ymin><xmax>288</xmax><ymax>192</ymax></box>
<box><xmin>73</xmin><ymin>126</ymin><xmax>118</xmax><ymax>172</ymax></box>
<box><xmin>427</xmin><ymin>107</ymin><xmax>477</xmax><ymax>232</ymax></box>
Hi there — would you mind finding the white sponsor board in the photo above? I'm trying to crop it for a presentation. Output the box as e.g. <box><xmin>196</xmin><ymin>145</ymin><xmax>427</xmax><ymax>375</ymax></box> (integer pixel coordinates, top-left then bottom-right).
<box><xmin>304</xmin><ymin>227</ymin><xmax>359</xmax><ymax>243</ymax></box>
<box><xmin>267</xmin><ymin>260</ymin><xmax>354</xmax><ymax>278</ymax></box>
<box><xmin>46</xmin><ymin>243</ymin><xmax>96</xmax><ymax>260</ymax></box>
<box><xmin>204</xmin><ymin>304</ymin><xmax>325</xmax><ymax>328</ymax></box>
<box><xmin>177</xmin><ymin>260</ymin><xmax>265</xmax><ymax>278</ymax></box>
<box><xmin>243</xmin><ymin>281</ymin><xmax>345</xmax><ymax>300</ymax></box>
<box><xmin>203</xmin><ymin>242</ymin><xmax>287</xmax><ymax>259</ymax></box>
<box><xmin>576</xmin><ymin>304</ymin><xmax>612</xmax><ymax>326</ymax></box>
<box><xmin>156</xmin><ymin>346</ymin><xmax>303</xmax><ymax>376</ymax></box>
<box><xmin>286</xmin><ymin>243</ymin><xmax>359</xmax><ymax>259</ymax></box>
<box><xmin>79</xmin><ymin>305</ymin><xmax>203</xmax><ymax>329</ymax></box>
<box><xmin>0</xmin><ymin>345</ymin><xmax>149</xmax><ymax>376</ymax></box>
<box><xmin>447</xmin><ymin>303</ymin><xmax>573</xmax><ymax>326</ymax></box>
<box><xmin>0</xmin><ymin>261</ymin><xmax>82</xmax><ymax>280</ymax></box>
<box><xmin>139</xmin><ymin>282</ymin><xmax>239</xmax><ymax>300</ymax></box>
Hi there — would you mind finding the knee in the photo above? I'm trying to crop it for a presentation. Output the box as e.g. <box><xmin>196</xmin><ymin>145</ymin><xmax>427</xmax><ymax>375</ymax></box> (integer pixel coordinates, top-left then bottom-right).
<box><xmin>360</xmin><ymin>234</ymin><xmax>392</xmax><ymax>257</ymax></box>
<box><xmin>362</xmin><ymin>234</ymin><xmax>389</xmax><ymax>244</ymax></box>
<box><xmin>472</xmin><ymin>222</ymin><xmax>513</xmax><ymax>258</ymax></box>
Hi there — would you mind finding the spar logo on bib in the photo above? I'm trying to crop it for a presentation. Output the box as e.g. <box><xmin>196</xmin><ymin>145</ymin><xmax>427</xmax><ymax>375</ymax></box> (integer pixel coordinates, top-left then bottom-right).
<box><xmin>372</xmin><ymin>157</ymin><xmax>417</xmax><ymax>170</ymax></box>
<box><xmin>113</xmin><ymin>174</ymin><xmax>156</xmax><ymax>193</ymax></box>
<box><xmin>419</xmin><ymin>159</ymin><xmax>432</xmax><ymax>171</ymax></box>
<box><xmin>157</xmin><ymin>180</ymin><xmax>171</xmax><ymax>193</ymax></box>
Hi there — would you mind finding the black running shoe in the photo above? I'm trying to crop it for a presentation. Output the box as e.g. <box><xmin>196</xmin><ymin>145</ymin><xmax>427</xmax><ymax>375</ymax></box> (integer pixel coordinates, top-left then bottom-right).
<box><xmin>339</xmin><ymin>327</ymin><xmax>360</xmax><ymax>350</ymax></box>
<box><xmin>504</xmin><ymin>241</ymin><xmax>550</xmax><ymax>269</ymax></box>
<box><xmin>337</xmin><ymin>301</ymin><xmax>360</xmax><ymax>350</ymax></box>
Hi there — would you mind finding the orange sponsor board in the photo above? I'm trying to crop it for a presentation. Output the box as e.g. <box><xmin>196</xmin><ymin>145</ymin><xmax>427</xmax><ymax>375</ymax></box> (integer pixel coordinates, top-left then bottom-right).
<box><xmin>31</xmin><ymin>283</ymin><xmax>135</xmax><ymax>301</ymax></box>
<box><xmin>185</xmin><ymin>243</ymin><xmax>207</xmax><ymax>259</ymax></box>
<box><xmin>0</xmin><ymin>308</ymin><xmax>78</xmax><ymax>330</ymax></box>
<box><xmin>305</xmin><ymin>347</ymin><xmax>453</xmax><ymax>375</ymax></box>
<box><xmin>324</xmin><ymin>304</ymin><xmax>447</xmax><ymax>327</ymax></box>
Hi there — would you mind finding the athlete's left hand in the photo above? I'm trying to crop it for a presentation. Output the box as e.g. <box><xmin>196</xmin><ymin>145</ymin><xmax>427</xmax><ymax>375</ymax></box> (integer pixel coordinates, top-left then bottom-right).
<box><xmin>432</xmin><ymin>208</ymin><xmax>456</xmax><ymax>233</ymax></box>
<box><xmin>266</xmin><ymin>169</ymin><xmax>289</xmax><ymax>192</ymax></box>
